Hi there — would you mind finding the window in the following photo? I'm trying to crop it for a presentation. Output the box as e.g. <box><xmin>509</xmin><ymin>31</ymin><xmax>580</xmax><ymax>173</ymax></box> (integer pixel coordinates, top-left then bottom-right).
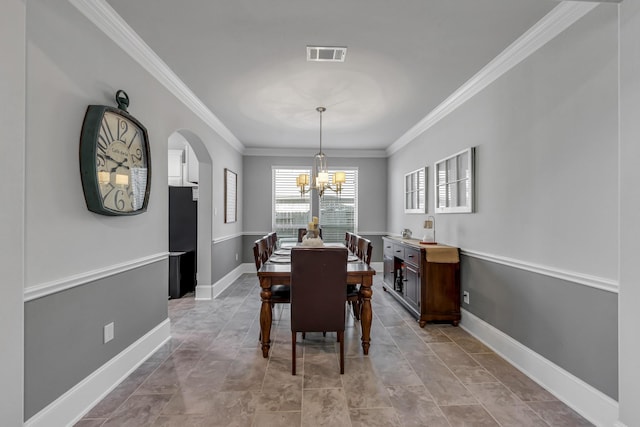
<box><xmin>404</xmin><ymin>167</ymin><xmax>426</xmax><ymax>213</ymax></box>
<box><xmin>272</xmin><ymin>168</ymin><xmax>311</xmax><ymax>240</ymax></box>
<box><xmin>319</xmin><ymin>169</ymin><xmax>358</xmax><ymax>243</ymax></box>
<box><xmin>435</xmin><ymin>147</ymin><xmax>474</xmax><ymax>213</ymax></box>
<box><xmin>272</xmin><ymin>167</ymin><xmax>358</xmax><ymax>243</ymax></box>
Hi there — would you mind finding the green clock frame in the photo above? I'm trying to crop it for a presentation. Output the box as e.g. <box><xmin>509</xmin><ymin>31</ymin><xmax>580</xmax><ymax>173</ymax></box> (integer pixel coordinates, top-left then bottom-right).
<box><xmin>79</xmin><ymin>90</ymin><xmax>152</xmax><ymax>216</ymax></box>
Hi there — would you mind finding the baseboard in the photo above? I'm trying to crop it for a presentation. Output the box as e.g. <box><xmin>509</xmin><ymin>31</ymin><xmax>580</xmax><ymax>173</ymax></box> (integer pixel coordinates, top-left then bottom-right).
<box><xmin>25</xmin><ymin>318</ymin><xmax>171</xmax><ymax>427</ymax></box>
<box><xmin>210</xmin><ymin>263</ymin><xmax>255</xmax><ymax>299</ymax></box>
<box><xmin>194</xmin><ymin>283</ymin><xmax>213</xmax><ymax>300</ymax></box>
<box><xmin>614</xmin><ymin>422</ymin><xmax>628</xmax><ymax>427</ymax></box>
<box><xmin>460</xmin><ymin>309</ymin><xmax>618</xmax><ymax>427</ymax></box>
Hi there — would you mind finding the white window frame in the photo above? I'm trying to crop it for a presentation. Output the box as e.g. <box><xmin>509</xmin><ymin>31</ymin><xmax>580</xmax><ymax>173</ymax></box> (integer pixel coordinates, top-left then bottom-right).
<box><xmin>434</xmin><ymin>147</ymin><xmax>474</xmax><ymax>214</ymax></box>
<box><xmin>404</xmin><ymin>167</ymin><xmax>427</xmax><ymax>214</ymax></box>
<box><xmin>271</xmin><ymin>166</ymin><xmax>312</xmax><ymax>240</ymax></box>
<box><xmin>319</xmin><ymin>167</ymin><xmax>358</xmax><ymax>242</ymax></box>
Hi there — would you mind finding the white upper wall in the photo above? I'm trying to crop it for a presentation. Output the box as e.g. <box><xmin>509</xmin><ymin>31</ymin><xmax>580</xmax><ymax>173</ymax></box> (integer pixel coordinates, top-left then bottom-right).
<box><xmin>388</xmin><ymin>4</ymin><xmax>618</xmax><ymax>281</ymax></box>
<box><xmin>24</xmin><ymin>0</ymin><xmax>241</xmax><ymax>290</ymax></box>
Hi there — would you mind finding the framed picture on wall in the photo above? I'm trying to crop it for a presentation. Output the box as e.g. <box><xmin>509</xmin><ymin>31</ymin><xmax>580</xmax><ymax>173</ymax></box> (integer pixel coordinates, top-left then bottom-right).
<box><xmin>224</xmin><ymin>168</ymin><xmax>237</xmax><ymax>223</ymax></box>
<box><xmin>404</xmin><ymin>167</ymin><xmax>427</xmax><ymax>213</ymax></box>
<box><xmin>434</xmin><ymin>147</ymin><xmax>474</xmax><ymax>213</ymax></box>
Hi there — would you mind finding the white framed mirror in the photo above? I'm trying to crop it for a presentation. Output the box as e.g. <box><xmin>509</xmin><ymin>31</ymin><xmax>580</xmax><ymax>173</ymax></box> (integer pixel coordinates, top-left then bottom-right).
<box><xmin>404</xmin><ymin>167</ymin><xmax>427</xmax><ymax>213</ymax></box>
<box><xmin>434</xmin><ymin>147</ymin><xmax>474</xmax><ymax>213</ymax></box>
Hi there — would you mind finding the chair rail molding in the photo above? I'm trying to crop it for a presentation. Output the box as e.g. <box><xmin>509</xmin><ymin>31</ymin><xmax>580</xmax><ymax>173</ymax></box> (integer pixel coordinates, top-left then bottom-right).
<box><xmin>461</xmin><ymin>249</ymin><xmax>618</xmax><ymax>293</ymax></box>
<box><xmin>24</xmin><ymin>252</ymin><xmax>168</xmax><ymax>301</ymax></box>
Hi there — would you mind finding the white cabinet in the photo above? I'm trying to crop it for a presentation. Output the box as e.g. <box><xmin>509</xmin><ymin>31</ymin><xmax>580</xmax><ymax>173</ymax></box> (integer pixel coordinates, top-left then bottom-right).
<box><xmin>186</xmin><ymin>145</ymin><xmax>199</xmax><ymax>184</ymax></box>
<box><xmin>168</xmin><ymin>149</ymin><xmax>183</xmax><ymax>186</ymax></box>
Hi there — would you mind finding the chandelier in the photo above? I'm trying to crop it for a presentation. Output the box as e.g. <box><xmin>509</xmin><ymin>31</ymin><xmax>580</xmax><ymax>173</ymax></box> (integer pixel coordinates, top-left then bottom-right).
<box><xmin>296</xmin><ymin>107</ymin><xmax>346</xmax><ymax>198</ymax></box>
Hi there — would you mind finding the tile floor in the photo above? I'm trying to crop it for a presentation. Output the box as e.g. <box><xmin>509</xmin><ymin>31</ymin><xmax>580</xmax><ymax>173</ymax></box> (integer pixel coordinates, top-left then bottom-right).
<box><xmin>76</xmin><ymin>274</ymin><xmax>593</xmax><ymax>426</ymax></box>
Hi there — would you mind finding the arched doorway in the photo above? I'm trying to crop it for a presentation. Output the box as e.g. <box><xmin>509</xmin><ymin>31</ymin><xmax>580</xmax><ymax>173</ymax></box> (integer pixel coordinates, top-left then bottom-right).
<box><xmin>168</xmin><ymin>130</ymin><xmax>214</xmax><ymax>299</ymax></box>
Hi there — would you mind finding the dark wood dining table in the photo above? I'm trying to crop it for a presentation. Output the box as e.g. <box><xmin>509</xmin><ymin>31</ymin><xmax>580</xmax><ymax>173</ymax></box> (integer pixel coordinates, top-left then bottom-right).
<box><xmin>256</xmin><ymin>247</ymin><xmax>376</xmax><ymax>358</ymax></box>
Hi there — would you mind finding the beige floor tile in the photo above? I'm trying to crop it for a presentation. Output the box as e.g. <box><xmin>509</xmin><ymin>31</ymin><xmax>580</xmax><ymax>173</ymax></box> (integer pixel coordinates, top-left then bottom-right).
<box><xmin>387</xmin><ymin>385</ymin><xmax>449</xmax><ymax>427</ymax></box>
<box><xmin>349</xmin><ymin>407</ymin><xmax>402</xmax><ymax>426</ymax></box>
<box><xmin>439</xmin><ymin>404</ymin><xmax>500</xmax><ymax>426</ymax></box>
<box><xmin>483</xmin><ymin>403</ymin><xmax>549</xmax><ymax>427</ymax></box>
<box><xmin>527</xmin><ymin>400</ymin><xmax>594</xmax><ymax>426</ymax></box>
<box><xmin>252</xmin><ymin>411</ymin><xmax>301</xmax><ymax>427</ymax></box>
<box><xmin>80</xmin><ymin>275</ymin><xmax>592</xmax><ymax>427</ymax></box>
<box><xmin>301</xmin><ymin>388</ymin><xmax>351</xmax><ymax>427</ymax></box>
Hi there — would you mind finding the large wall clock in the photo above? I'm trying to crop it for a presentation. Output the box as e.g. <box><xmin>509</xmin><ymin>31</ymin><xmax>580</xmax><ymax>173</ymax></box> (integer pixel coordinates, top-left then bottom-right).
<box><xmin>79</xmin><ymin>90</ymin><xmax>151</xmax><ymax>216</ymax></box>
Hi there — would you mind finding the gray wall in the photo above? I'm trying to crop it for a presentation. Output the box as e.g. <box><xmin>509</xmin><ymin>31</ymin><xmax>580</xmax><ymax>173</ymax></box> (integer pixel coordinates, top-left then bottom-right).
<box><xmin>242</xmin><ymin>155</ymin><xmax>388</xmax><ymax>261</ymax></box>
<box><xmin>212</xmin><ymin>236</ymin><xmax>244</xmax><ymax>283</ymax></box>
<box><xmin>461</xmin><ymin>255</ymin><xmax>617</xmax><ymax>398</ymax></box>
<box><xmin>619</xmin><ymin>1</ymin><xmax>640</xmax><ymax>424</ymax></box>
<box><xmin>22</xmin><ymin>0</ymin><xmax>242</xmax><ymax>419</ymax></box>
<box><xmin>387</xmin><ymin>5</ymin><xmax>618</xmax><ymax>399</ymax></box>
<box><xmin>24</xmin><ymin>261</ymin><xmax>168</xmax><ymax>418</ymax></box>
<box><xmin>0</xmin><ymin>0</ymin><xmax>25</xmax><ymax>424</ymax></box>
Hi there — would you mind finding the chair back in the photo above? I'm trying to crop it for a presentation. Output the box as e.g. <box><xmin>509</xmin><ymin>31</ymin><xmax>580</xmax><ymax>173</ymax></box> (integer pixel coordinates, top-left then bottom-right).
<box><xmin>268</xmin><ymin>232</ymin><xmax>278</xmax><ymax>253</ymax></box>
<box><xmin>356</xmin><ymin>237</ymin><xmax>372</xmax><ymax>265</ymax></box>
<box><xmin>290</xmin><ymin>247</ymin><xmax>347</xmax><ymax>332</ymax></box>
<box><xmin>344</xmin><ymin>231</ymin><xmax>352</xmax><ymax>248</ymax></box>
<box><xmin>253</xmin><ymin>238</ymin><xmax>270</xmax><ymax>271</ymax></box>
<box><xmin>265</xmin><ymin>232</ymin><xmax>277</xmax><ymax>256</ymax></box>
<box><xmin>348</xmin><ymin>233</ymin><xmax>358</xmax><ymax>253</ymax></box>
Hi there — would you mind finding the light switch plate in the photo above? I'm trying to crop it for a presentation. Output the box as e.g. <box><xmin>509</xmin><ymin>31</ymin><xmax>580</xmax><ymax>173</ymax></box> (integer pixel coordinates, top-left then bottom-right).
<box><xmin>104</xmin><ymin>322</ymin><xmax>114</xmax><ymax>343</ymax></box>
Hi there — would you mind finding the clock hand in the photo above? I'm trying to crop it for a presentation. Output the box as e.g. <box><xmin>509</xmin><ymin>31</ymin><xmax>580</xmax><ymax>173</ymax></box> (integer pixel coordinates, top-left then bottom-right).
<box><xmin>106</xmin><ymin>156</ymin><xmax>129</xmax><ymax>172</ymax></box>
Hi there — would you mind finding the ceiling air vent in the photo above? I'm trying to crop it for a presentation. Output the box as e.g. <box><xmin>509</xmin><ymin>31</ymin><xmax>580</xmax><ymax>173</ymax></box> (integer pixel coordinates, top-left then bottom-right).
<box><xmin>306</xmin><ymin>46</ymin><xmax>347</xmax><ymax>62</ymax></box>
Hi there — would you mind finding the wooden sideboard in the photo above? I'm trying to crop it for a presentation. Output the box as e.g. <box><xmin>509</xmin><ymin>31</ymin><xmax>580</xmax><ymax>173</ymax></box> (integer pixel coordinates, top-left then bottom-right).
<box><xmin>382</xmin><ymin>236</ymin><xmax>461</xmax><ymax>327</ymax></box>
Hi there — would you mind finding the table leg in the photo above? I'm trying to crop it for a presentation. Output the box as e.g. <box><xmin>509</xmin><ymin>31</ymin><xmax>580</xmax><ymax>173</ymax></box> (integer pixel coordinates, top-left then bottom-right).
<box><xmin>259</xmin><ymin>278</ymin><xmax>272</xmax><ymax>358</ymax></box>
<box><xmin>359</xmin><ymin>277</ymin><xmax>373</xmax><ymax>355</ymax></box>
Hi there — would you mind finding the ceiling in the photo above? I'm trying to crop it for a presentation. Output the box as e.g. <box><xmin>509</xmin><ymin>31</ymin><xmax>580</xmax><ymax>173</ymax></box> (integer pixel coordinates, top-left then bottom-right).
<box><xmin>106</xmin><ymin>0</ymin><xmax>559</xmax><ymax>153</ymax></box>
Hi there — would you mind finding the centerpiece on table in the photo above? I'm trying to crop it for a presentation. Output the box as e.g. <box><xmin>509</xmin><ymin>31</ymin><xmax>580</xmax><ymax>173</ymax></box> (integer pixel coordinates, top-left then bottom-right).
<box><xmin>301</xmin><ymin>216</ymin><xmax>324</xmax><ymax>247</ymax></box>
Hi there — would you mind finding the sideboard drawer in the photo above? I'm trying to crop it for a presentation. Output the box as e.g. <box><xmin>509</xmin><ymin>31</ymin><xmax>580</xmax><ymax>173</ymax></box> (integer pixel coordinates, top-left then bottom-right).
<box><xmin>383</xmin><ymin>240</ymin><xmax>394</xmax><ymax>258</ymax></box>
<box><xmin>404</xmin><ymin>247</ymin><xmax>420</xmax><ymax>266</ymax></box>
<box><xmin>392</xmin><ymin>244</ymin><xmax>405</xmax><ymax>260</ymax></box>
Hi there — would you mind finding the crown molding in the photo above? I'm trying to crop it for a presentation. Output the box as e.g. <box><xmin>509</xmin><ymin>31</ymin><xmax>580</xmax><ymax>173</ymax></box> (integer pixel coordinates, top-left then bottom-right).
<box><xmin>68</xmin><ymin>0</ymin><xmax>245</xmax><ymax>154</ymax></box>
<box><xmin>243</xmin><ymin>147</ymin><xmax>388</xmax><ymax>158</ymax></box>
<box><xmin>387</xmin><ymin>1</ymin><xmax>598</xmax><ymax>156</ymax></box>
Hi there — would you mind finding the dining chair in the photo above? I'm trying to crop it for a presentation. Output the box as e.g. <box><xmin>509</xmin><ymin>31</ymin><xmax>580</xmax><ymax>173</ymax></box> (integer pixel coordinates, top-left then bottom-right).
<box><xmin>254</xmin><ymin>237</ymin><xmax>290</xmax><ymax>341</ymax></box>
<box><xmin>253</xmin><ymin>238</ymin><xmax>270</xmax><ymax>269</ymax></box>
<box><xmin>347</xmin><ymin>237</ymin><xmax>372</xmax><ymax>320</ymax></box>
<box><xmin>348</xmin><ymin>233</ymin><xmax>358</xmax><ymax>253</ymax></box>
<box><xmin>357</xmin><ymin>237</ymin><xmax>373</xmax><ymax>265</ymax></box>
<box><xmin>344</xmin><ymin>231</ymin><xmax>352</xmax><ymax>248</ymax></box>
<box><xmin>267</xmin><ymin>231</ymin><xmax>278</xmax><ymax>254</ymax></box>
<box><xmin>290</xmin><ymin>246</ymin><xmax>348</xmax><ymax>375</ymax></box>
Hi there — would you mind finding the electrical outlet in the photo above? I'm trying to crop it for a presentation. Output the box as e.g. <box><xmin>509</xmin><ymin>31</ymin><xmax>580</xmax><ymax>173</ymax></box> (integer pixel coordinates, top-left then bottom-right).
<box><xmin>104</xmin><ymin>322</ymin><xmax>114</xmax><ymax>343</ymax></box>
<box><xmin>463</xmin><ymin>291</ymin><xmax>470</xmax><ymax>304</ymax></box>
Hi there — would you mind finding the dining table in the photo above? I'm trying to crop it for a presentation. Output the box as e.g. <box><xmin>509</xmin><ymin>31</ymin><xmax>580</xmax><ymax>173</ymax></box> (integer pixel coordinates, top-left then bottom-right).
<box><xmin>256</xmin><ymin>243</ymin><xmax>376</xmax><ymax>358</ymax></box>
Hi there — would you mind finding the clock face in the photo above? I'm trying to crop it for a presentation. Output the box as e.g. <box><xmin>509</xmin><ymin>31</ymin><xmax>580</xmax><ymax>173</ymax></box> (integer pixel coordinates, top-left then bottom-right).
<box><xmin>96</xmin><ymin>111</ymin><xmax>149</xmax><ymax>213</ymax></box>
<box><xmin>80</xmin><ymin>105</ymin><xmax>151</xmax><ymax>215</ymax></box>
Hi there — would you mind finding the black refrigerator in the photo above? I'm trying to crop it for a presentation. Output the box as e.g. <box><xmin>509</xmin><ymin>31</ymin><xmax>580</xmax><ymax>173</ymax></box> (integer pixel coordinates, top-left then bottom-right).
<box><xmin>168</xmin><ymin>186</ymin><xmax>197</xmax><ymax>298</ymax></box>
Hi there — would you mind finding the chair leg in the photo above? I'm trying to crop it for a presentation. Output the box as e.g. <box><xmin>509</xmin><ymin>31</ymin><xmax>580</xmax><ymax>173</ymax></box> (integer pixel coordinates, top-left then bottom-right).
<box><xmin>338</xmin><ymin>330</ymin><xmax>344</xmax><ymax>374</ymax></box>
<box><xmin>292</xmin><ymin>331</ymin><xmax>296</xmax><ymax>375</ymax></box>
<box><xmin>354</xmin><ymin>299</ymin><xmax>361</xmax><ymax>320</ymax></box>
